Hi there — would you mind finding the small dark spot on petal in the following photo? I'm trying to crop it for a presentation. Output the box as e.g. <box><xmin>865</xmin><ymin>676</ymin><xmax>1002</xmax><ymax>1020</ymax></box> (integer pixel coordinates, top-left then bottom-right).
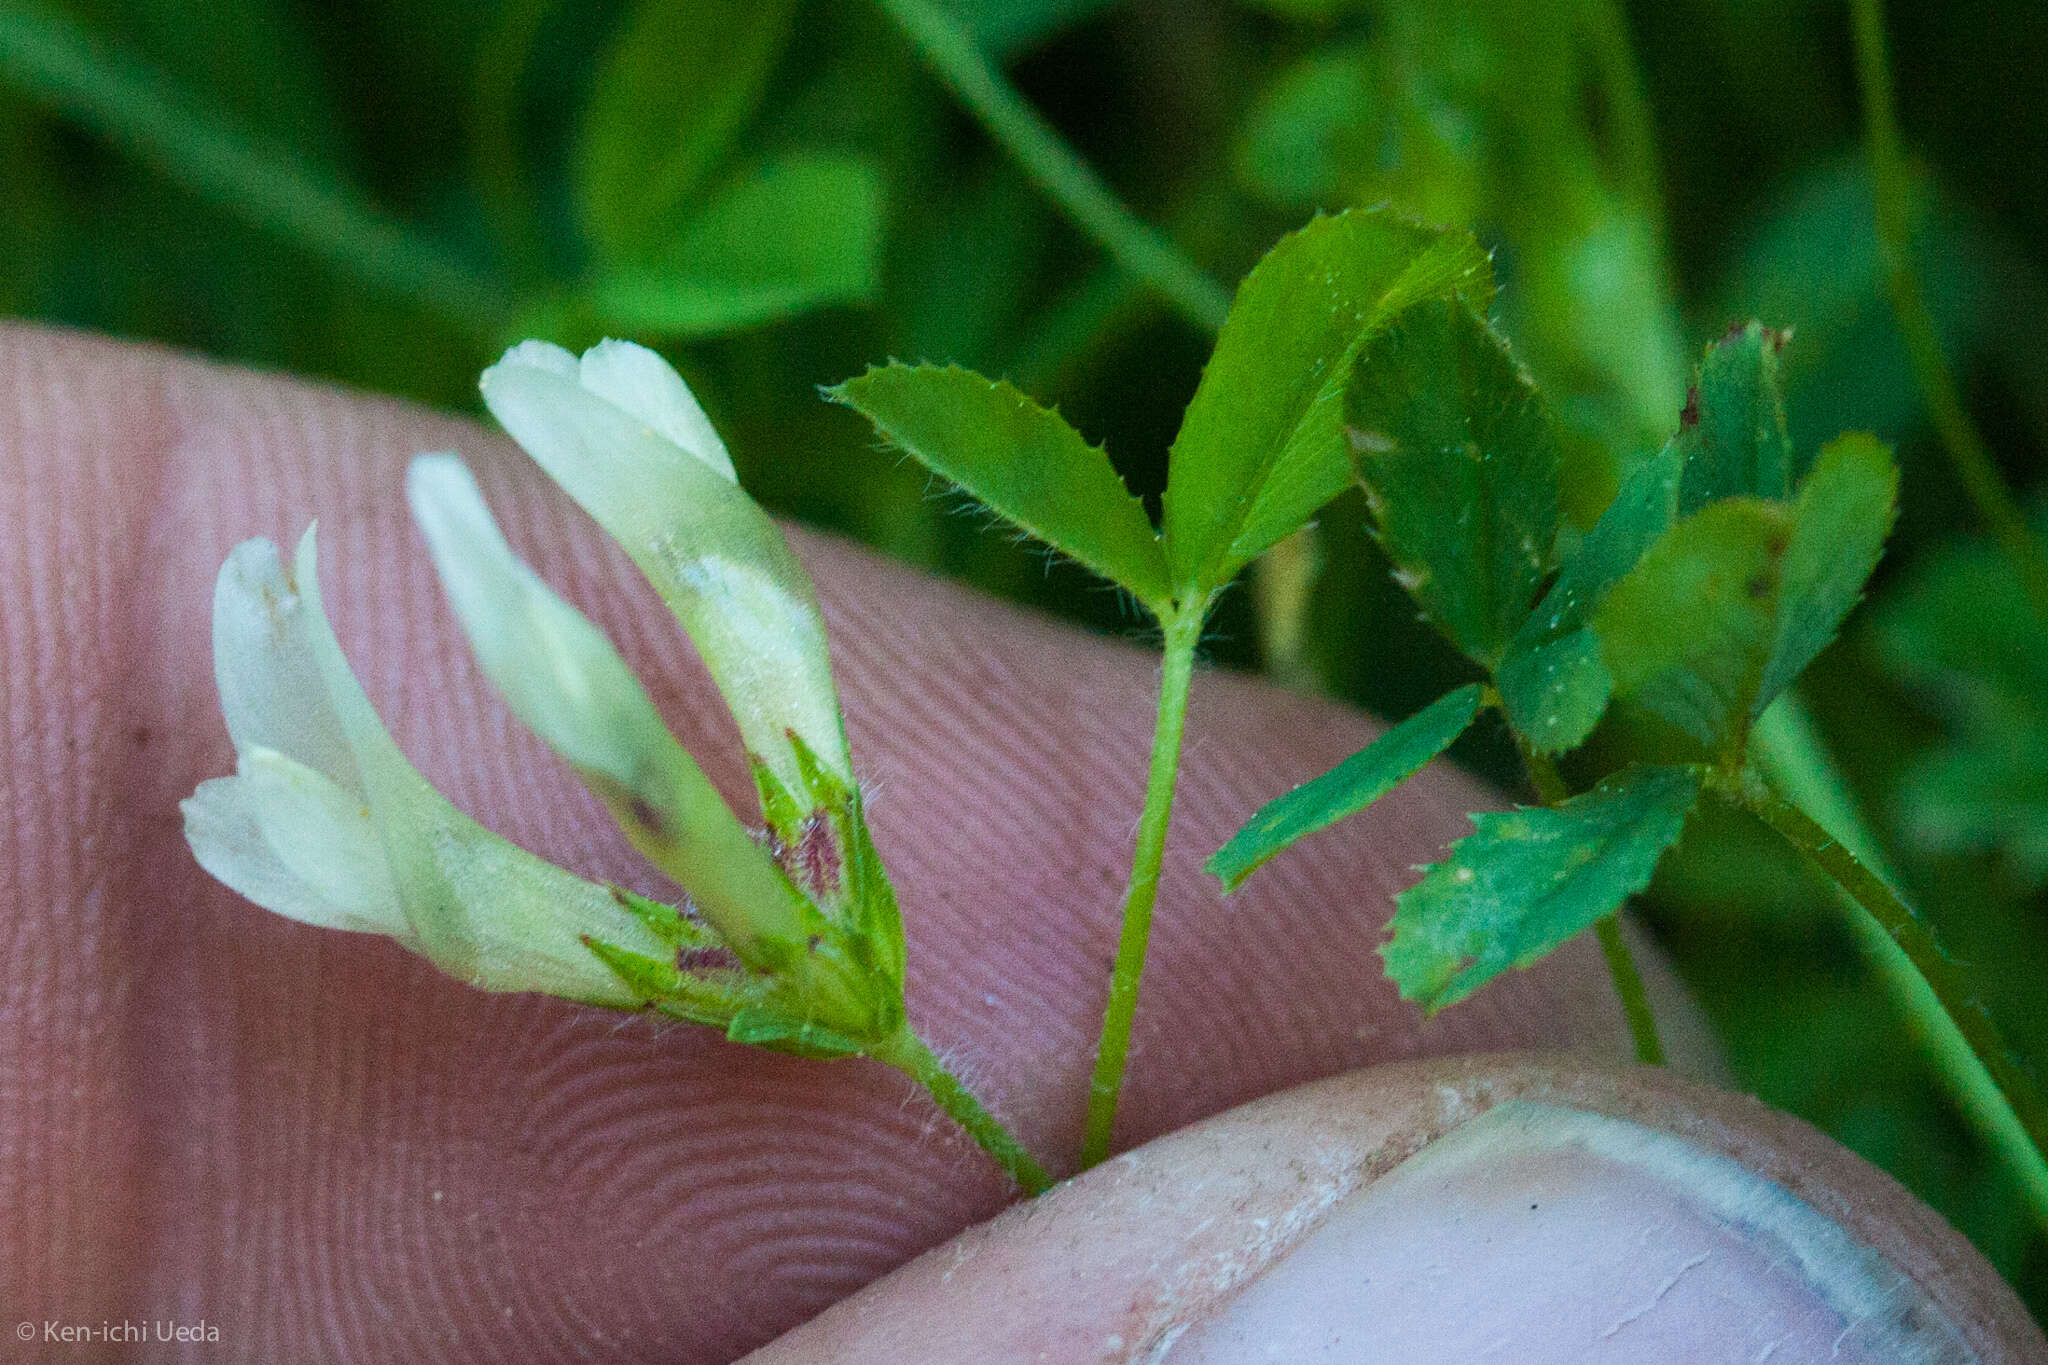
<box><xmin>1679</xmin><ymin>386</ymin><xmax>1700</xmax><ymax>430</ymax></box>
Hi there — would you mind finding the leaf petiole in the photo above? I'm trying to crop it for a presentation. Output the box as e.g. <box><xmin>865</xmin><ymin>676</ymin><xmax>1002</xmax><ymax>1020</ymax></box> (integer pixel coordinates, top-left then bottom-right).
<box><xmin>873</xmin><ymin>1027</ymin><xmax>1053</xmax><ymax>1195</ymax></box>
<box><xmin>1517</xmin><ymin>745</ymin><xmax>1665</xmax><ymax>1066</ymax></box>
<box><xmin>1733</xmin><ymin>772</ymin><xmax>2048</xmax><ymax>1232</ymax></box>
<box><xmin>1080</xmin><ymin>604</ymin><xmax>1206</xmax><ymax>1168</ymax></box>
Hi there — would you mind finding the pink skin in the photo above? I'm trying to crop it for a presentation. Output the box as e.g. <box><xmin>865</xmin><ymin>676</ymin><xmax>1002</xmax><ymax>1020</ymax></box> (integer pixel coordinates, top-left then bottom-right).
<box><xmin>762</xmin><ymin>1057</ymin><xmax>2044</xmax><ymax>1363</ymax></box>
<box><xmin>6</xmin><ymin>323</ymin><xmax>1989</xmax><ymax>1364</ymax></box>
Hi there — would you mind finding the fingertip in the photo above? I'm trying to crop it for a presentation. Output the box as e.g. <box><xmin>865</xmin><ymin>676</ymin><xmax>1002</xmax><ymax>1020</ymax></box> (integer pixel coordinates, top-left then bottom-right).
<box><xmin>753</xmin><ymin>1056</ymin><xmax>2041</xmax><ymax>1364</ymax></box>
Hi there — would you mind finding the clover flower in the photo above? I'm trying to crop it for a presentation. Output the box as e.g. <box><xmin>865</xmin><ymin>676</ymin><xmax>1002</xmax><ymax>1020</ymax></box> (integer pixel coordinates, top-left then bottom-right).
<box><xmin>184</xmin><ymin>340</ymin><xmax>906</xmax><ymax>1052</ymax></box>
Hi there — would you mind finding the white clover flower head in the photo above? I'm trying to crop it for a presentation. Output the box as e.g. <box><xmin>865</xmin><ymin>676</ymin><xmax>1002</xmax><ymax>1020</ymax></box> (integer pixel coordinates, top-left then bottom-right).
<box><xmin>185</xmin><ymin>341</ymin><xmax>905</xmax><ymax>1047</ymax></box>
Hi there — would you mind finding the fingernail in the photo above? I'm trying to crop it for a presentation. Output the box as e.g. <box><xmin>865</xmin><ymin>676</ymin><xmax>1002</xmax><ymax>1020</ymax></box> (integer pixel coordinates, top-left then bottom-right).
<box><xmin>1164</xmin><ymin>1101</ymin><xmax>1972</xmax><ymax>1363</ymax></box>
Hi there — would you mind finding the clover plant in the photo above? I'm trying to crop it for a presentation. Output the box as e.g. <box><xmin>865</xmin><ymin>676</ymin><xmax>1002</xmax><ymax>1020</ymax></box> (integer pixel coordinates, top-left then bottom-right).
<box><xmin>184</xmin><ymin>200</ymin><xmax>2048</xmax><ymax>1221</ymax></box>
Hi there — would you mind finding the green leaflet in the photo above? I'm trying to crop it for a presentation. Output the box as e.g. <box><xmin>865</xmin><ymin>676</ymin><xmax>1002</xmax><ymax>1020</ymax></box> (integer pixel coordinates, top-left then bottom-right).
<box><xmin>1208</xmin><ymin>683</ymin><xmax>1484</xmax><ymax>891</ymax></box>
<box><xmin>1496</xmin><ymin>442</ymin><xmax>1681</xmax><ymax>753</ymax></box>
<box><xmin>827</xmin><ymin>363</ymin><xmax>1171</xmax><ymax>606</ymax></box>
<box><xmin>1349</xmin><ymin>297</ymin><xmax>1561</xmax><ymax>669</ymax></box>
<box><xmin>1381</xmin><ymin>765</ymin><xmax>1700</xmax><ymax>1013</ymax></box>
<box><xmin>591</xmin><ymin>153</ymin><xmax>884</xmax><ymax>338</ymax></box>
<box><xmin>1160</xmin><ymin>208</ymin><xmax>1492</xmax><ymax>597</ymax></box>
<box><xmin>1761</xmin><ymin>432</ymin><xmax>1900</xmax><ymax>703</ymax></box>
<box><xmin>575</xmin><ymin>0</ymin><xmax>797</xmax><ymax>262</ymax></box>
<box><xmin>1677</xmin><ymin>321</ymin><xmax>1797</xmax><ymax>513</ymax></box>
<box><xmin>1594</xmin><ymin>497</ymin><xmax>1789</xmax><ymax>757</ymax></box>
<box><xmin>1494</xmin><ymin>631</ymin><xmax>1611</xmax><ymax>757</ymax></box>
<box><xmin>1595</xmin><ymin>434</ymin><xmax>1898</xmax><ymax>759</ymax></box>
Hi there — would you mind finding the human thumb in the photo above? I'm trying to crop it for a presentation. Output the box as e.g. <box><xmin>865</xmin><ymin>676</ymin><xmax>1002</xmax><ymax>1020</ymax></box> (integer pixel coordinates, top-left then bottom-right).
<box><xmin>749</xmin><ymin>1054</ymin><xmax>2042</xmax><ymax>1363</ymax></box>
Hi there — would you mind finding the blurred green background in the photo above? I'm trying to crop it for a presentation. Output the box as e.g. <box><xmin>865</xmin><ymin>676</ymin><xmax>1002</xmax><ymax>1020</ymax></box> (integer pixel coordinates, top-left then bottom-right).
<box><xmin>7</xmin><ymin>0</ymin><xmax>2048</xmax><ymax>1317</ymax></box>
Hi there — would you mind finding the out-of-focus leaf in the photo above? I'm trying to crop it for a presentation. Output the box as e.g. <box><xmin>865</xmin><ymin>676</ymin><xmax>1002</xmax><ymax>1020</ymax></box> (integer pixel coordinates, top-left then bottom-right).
<box><xmin>828</xmin><ymin>362</ymin><xmax>1171</xmax><ymax>605</ymax></box>
<box><xmin>943</xmin><ymin>0</ymin><xmax>1119</xmax><ymax>59</ymax></box>
<box><xmin>1349</xmin><ymin>296</ymin><xmax>1560</xmax><ymax>668</ymax></box>
<box><xmin>1162</xmin><ymin>209</ymin><xmax>1493</xmax><ymax>598</ymax></box>
<box><xmin>1511</xmin><ymin>201</ymin><xmax>1689</xmax><ymax>523</ymax></box>
<box><xmin>591</xmin><ymin>153</ymin><xmax>883</xmax><ymax>337</ymax></box>
<box><xmin>1208</xmin><ymin>683</ymin><xmax>1485</xmax><ymax>891</ymax></box>
<box><xmin>1496</xmin><ymin>442</ymin><xmax>1682</xmax><ymax>751</ymax></box>
<box><xmin>1235</xmin><ymin>41</ymin><xmax>1482</xmax><ymax>228</ymax></box>
<box><xmin>576</xmin><ymin>0</ymin><xmax>797</xmax><ymax>262</ymax></box>
<box><xmin>1235</xmin><ymin>46</ymin><xmax>1379</xmax><ymax>211</ymax></box>
<box><xmin>1874</xmin><ymin>518</ymin><xmax>2048</xmax><ymax>887</ymax></box>
<box><xmin>1235</xmin><ymin>0</ymin><xmax>1369</xmax><ymax>20</ymax></box>
<box><xmin>1709</xmin><ymin>157</ymin><xmax>2031</xmax><ymax>457</ymax></box>
<box><xmin>1232</xmin><ymin>0</ymin><xmax>1688</xmax><ymax>506</ymax></box>
<box><xmin>1677</xmin><ymin>321</ymin><xmax>1796</xmax><ymax>511</ymax></box>
<box><xmin>0</xmin><ymin>5</ymin><xmax>502</xmax><ymax>329</ymax></box>
<box><xmin>1382</xmin><ymin>765</ymin><xmax>1700</xmax><ymax>1012</ymax></box>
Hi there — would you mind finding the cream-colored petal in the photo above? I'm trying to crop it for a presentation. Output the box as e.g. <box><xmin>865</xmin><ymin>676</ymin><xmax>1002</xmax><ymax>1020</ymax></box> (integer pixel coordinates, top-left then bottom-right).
<box><xmin>211</xmin><ymin>537</ymin><xmax>360</xmax><ymax>793</ymax></box>
<box><xmin>407</xmin><ymin>455</ymin><xmax>805</xmax><ymax>964</ymax></box>
<box><xmin>240</xmin><ymin>746</ymin><xmax>401</xmax><ymax>930</ymax></box>
<box><xmin>283</xmin><ymin>525</ymin><xmax>669</xmax><ymax>1002</ymax></box>
<box><xmin>577</xmin><ymin>338</ymin><xmax>734</xmax><ymax>479</ymax></box>
<box><xmin>480</xmin><ymin>340</ymin><xmax>851</xmax><ymax>794</ymax></box>
<box><xmin>183</xmin><ymin>774</ymin><xmax>405</xmax><ymax>936</ymax></box>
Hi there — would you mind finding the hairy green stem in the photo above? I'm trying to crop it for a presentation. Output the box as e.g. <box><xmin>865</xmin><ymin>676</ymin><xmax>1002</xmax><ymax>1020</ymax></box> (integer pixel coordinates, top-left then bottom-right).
<box><xmin>1081</xmin><ymin>607</ymin><xmax>1204</xmax><ymax>1167</ymax></box>
<box><xmin>0</xmin><ymin>7</ymin><xmax>508</xmax><ymax>335</ymax></box>
<box><xmin>1519</xmin><ymin>744</ymin><xmax>1664</xmax><ymax>1065</ymax></box>
<box><xmin>1752</xmin><ymin>701</ymin><xmax>2048</xmax><ymax>1231</ymax></box>
<box><xmin>1849</xmin><ymin>0</ymin><xmax>2048</xmax><ymax>618</ymax></box>
<box><xmin>874</xmin><ymin>0</ymin><xmax>1231</xmax><ymax>332</ymax></box>
<box><xmin>1593</xmin><ymin>916</ymin><xmax>1665</xmax><ymax>1066</ymax></box>
<box><xmin>876</xmin><ymin>1027</ymin><xmax>1054</xmax><ymax>1195</ymax></box>
<box><xmin>1741</xmin><ymin>778</ymin><xmax>2048</xmax><ymax>1230</ymax></box>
